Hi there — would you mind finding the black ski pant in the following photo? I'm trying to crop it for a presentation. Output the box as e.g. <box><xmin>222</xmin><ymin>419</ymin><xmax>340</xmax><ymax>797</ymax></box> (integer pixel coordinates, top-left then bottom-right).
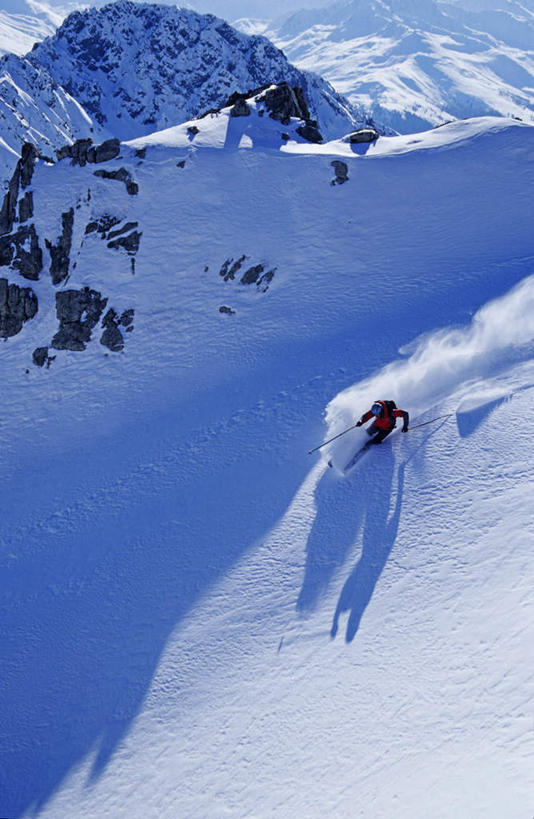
<box><xmin>366</xmin><ymin>423</ymin><xmax>394</xmax><ymax>444</ymax></box>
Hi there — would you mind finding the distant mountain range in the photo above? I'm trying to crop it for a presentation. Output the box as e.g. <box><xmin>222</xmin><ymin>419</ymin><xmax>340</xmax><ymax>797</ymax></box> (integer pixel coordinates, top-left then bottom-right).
<box><xmin>262</xmin><ymin>0</ymin><xmax>534</xmax><ymax>133</ymax></box>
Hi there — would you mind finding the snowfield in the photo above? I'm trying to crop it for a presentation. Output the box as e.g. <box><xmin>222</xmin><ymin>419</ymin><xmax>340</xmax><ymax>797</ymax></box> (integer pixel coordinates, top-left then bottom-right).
<box><xmin>1</xmin><ymin>108</ymin><xmax>534</xmax><ymax>817</ymax></box>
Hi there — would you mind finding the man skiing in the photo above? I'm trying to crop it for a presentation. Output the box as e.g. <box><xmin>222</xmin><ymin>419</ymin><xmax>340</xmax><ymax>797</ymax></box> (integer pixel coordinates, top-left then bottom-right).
<box><xmin>356</xmin><ymin>400</ymin><xmax>409</xmax><ymax>444</ymax></box>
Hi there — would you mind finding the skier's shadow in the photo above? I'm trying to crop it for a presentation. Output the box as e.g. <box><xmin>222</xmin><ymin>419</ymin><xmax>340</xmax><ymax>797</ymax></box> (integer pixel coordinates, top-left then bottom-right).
<box><xmin>331</xmin><ymin>449</ymin><xmax>404</xmax><ymax>642</ymax></box>
<box><xmin>297</xmin><ymin>444</ymin><xmax>399</xmax><ymax>619</ymax></box>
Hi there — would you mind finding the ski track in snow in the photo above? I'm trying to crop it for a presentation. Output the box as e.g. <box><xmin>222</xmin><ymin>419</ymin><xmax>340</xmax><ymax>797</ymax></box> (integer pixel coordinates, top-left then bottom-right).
<box><xmin>1</xmin><ymin>115</ymin><xmax>534</xmax><ymax>817</ymax></box>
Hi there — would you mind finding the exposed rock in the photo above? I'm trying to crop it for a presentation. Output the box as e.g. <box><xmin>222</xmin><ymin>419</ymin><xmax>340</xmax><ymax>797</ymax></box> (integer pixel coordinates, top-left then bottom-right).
<box><xmin>100</xmin><ymin>307</ymin><xmax>124</xmax><ymax>352</ymax></box>
<box><xmin>56</xmin><ymin>138</ymin><xmax>93</xmax><ymax>166</ymax></box>
<box><xmin>261</xmin><ymin>83</ymin><xmax>310</xmax><ymax>125</ymax></box>
<box><xmin>19</xmin><ymin>143</ymin><xmax>39</xmax><ymax>188</ymax></box>
<box><xmin>331</xmin><ymin>160</ymin><xmax>349</xmax><ymax>185</ymax></box>
<box><xmin>18</xmin><ymin>192</ymin><xmax>34</xmax><ymax>223</ymax></box>
<box><xmin>135</xmin><ymin>147</ymin><xmax>146</xmax><ymax>159</ymax></box>
<box><xmin>11</xmin><ymin>225</ymin><xmax>43</xmax><ymax>280</ymax></box>
<box><xmin>84</xmin><ymin>214</ymin><xmax>121</xmax><ymax>237</ymax></box>
<box><xmin>348</xmin><ymin>128</ymin><xmax>379</xmax><ymax>144</ymax></box>
<box><xmin>219</xmin><ymin>255</ymin><xmax>246</xmax><ymax>281</ymax></box>
<box><xmin>0</xmin><ymin>236</ymin><xmax>14</xmax><ymax>266</ymax></box>
<box><xmin>107</xmin><ymin>230</ymin><xmax>141</xmax><ymax>254</ymax></box>
<box><xmin>56</xmin><ymin>137</ymin><xmax>122</xmax><ymax>166</ymax></box>
<box><xmin>225</xmin><ymin>91</ymin><xmax>252</xmax><ymax>118</ymax></box>
<box><xmin>281</xmin><ymin>133</ymin><xmax>290</xmax><ymax>141</ymax></box>
<box><xmin>87</xmin><ymin>138</ymin><xmax>121</xmax><ymax>163</ymax></box>
<box><xmin>219</xmin><ymin>305</ymin><xmax>235</xmax><ymax>315</ymax></box>
<box><xmin>93</xmin><ymin>167</ymin><xmax>139</xmax><ymax>195</ymax></box>
<box><xmin>120</xmin><ymin>308</ymin><xmax>134</xmax><ymax>327</ymax></box>
<box><xmin>52</xmin><ymin>287</ymin><xmax>107</xmax><ymax>351</ymax></box>
<box><xmin>0</xmin><ymin>162</ymin><xmax>20</xmax><ymax>236</ymax></box>
<box><xmin>45</xmin><ymin>208</ymin><xmax>74</xmax><ymax>285</ymax></box>
<box><xmin>187</xmin><ymin>125</ymin><xmax>199</xmax><ymax>137</ymax></box>
<box><xmin>0</xmin><ymin>277</ymin><xmax>38</xmax><ymax>338</ymax></box>
<box><xmin>240</xmin><ymin>264</ymin><xmax>264</xmax><ymax>285</ymax></box>
<box><xmin>32</xmin><ymin>346</ymin><xmax>56</xmax><ymax>368</ymax></box>
<box><xmin>107</xmin><ymin>221</ymin><xmax>139</xmax><ymax>241</ymax></box>
<box><xmin>177</xmin><ymin>160</ymin><xmax>186</xmax><ymax>168</ymax></box>
<box><xmin>296</xmin><ymin>120</ymin><xmax>323</xmax><ymax>143</ymax></box>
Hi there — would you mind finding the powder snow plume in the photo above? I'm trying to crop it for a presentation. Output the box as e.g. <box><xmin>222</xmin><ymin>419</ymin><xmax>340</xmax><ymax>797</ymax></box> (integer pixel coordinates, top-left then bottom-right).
<box><xmin>325</xmin><ymin>273</ymin><xmax>534</xmax><ymax>467</ymax></box>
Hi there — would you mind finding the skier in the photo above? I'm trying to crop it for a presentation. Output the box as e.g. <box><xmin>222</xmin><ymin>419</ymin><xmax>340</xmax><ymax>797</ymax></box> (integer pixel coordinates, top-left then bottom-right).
<box><xmin>356</xmin><ymin>400</ymin><xmax>409</xmax><ymax>444</ymax></box>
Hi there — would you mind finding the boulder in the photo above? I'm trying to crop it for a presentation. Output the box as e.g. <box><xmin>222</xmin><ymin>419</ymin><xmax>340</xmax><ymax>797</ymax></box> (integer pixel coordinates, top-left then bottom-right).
<box><xmin>0</xmin><ymin>277</ymin><xmax>38</xmax><ymax>337</ymax></box>
<box><xmin>51</xmin><ymin>287</ymin><xmax>107</xmax><ymax>351</ymax></box>
<box><xmin>331</xmin><ymin>160</ymin><xmax>349</xmax><ymax>185</ymax></box>
<box><xmin>348</xmin><ymin>128</ymin><xmax>379</xmax><ymax>144</ymax></box>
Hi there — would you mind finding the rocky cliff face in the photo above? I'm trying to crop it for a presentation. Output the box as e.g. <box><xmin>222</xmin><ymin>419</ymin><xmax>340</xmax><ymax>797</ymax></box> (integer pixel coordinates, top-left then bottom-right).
<box><xmin>0</xmin><ymin>138</ymin><xmax>138</xmax><ymax>363</ymax></box>
<box><xmin>27</xmin><ymin>0</ymin><xmax>372</xmax><ymax>142</ymax></box>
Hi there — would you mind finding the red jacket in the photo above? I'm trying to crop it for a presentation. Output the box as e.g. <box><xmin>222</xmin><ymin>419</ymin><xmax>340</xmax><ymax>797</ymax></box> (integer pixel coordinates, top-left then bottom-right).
<box><xmin>360</xmin><ymin>402</ymin><xmax>409</xmax><ymax>431</ymax></box>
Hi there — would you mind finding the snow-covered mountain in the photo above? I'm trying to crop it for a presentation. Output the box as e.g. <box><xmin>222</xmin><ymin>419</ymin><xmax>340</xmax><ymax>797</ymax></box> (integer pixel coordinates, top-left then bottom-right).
<box><xmin>0</xmin><ymin>6</ymin><xmax>57</xmax><ymax>57</ymax></box>
<box><xmin>27</xmin><ymin>0</ymin><xmax>373</xmax><ymax>142</ymax></box>
<box><xmin>1</xmin><ymin>96</ymin><xmax>534</xmax><ymax>815</ymax></box>
<box><xmin>0</xmin><ymin>52</ymin><xmax>104</xmax><ymax>187</ymax></box>
<box><xmin>267</xmin><ymin>0</ymin><xmax>534</xmax><ymax>133</ymax></box>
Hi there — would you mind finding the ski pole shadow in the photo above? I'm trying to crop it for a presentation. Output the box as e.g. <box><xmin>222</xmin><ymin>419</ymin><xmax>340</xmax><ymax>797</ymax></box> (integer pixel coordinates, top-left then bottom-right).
<box><xmin>331</xmin><ymin>445</ymin><xmax>402</xmax><ymax>642</ymax></box>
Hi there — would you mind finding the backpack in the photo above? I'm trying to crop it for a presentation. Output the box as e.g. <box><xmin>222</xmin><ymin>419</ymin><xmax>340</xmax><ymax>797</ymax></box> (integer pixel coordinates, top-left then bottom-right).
<box><xmin>382</xmin><ymin>399</ymin><xmax>397</xmax><ymax>420</ymax></box>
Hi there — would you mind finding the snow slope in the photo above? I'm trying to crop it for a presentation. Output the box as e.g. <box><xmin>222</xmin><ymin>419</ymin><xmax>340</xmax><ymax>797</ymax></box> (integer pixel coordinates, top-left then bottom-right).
<box><xmin>1</xmin><ymin>111</ymin><xmax>534</xmax><ymax>817</ymax></box>
<box><xmin>267</xmin><ymin>0</ymin><xmax>534</xmax><ymax>133</ymax></box>
<box><xmin>0</xmin><ymin>52</ymin><xmax>105</xmax><ymax>188</ymax></box>
<box><xmin>0</xmin><ymin>7</ymin><xmax>56</xmax><ymax>57</ymax></box>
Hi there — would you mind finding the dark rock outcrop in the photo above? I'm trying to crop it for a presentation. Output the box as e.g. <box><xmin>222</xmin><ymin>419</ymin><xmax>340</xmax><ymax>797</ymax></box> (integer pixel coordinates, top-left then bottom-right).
<box><xmin>11</xmin><ymin>225</ymin><xmax>43</xmax><ymax>280</ymax></box>
<box><xmin>46</xmin><ymin>208</ymin><xmax>74</xmax><ymax>285</ymax></box>
<box><xmin>93</xmin><ymin>168</ymin><xmax>139</xmax><ymax>195</ymax></box>
<box><xmin>107</xmin><ymin>230</ymin><xmax>141</xmax><ymax>254</ymax></box>
<box><xmin>0</xmin><ymin>161</ymin><xmax>20</xmax><ymax>236</ymax></box>
<box><xmin>331</xmin><ymin>160</ymin><xmax>349</xmax><ymax>185</ymax></box>
<box><xmin>230</xmin><ymin>98</ymin><xmax>251</xmax><ymax>117</ymax></box>
<box><xmin>348</xmin><ymin>128</ymin><xmax>379</xmax><ymax>143</ymax></box>
<box><xmin>99</xmin><ymin>307</ymin><xmax>134</xmax><ymax>351</ymax></box>
<box><xmin>32</xmin><ymin>346</ymin><xmax>55</xmax><ymax>368</ymax></box>
<box><xmin>18</xmin><ymin>192</ymin><xmax>34</xmax><ymax>223</ymax></box>
<box><xmin>219</xmin><ymin>255</ymin><xmax>246</xmax><ymax>281</ymax></box>
<box><xmin>296</xmin><ymin>120</ymin><xmax>323</xmax><ymax>143</ymax></box>
<box><xmin>240</xmin><ymin>264</ymin><xmax>276</xmax><ymax>291</ymax></box>
<box><xmin>56</xmin><ymin>137</ymin><xmax>121</xmax><ymax>166</ymax></box>
<box><xmin>0</xmin><ymin>277</ymin><xmax>38</xmax><ymax>338</ymax></box>
<box><xmin>261</xmin><ymin>82</ymin><xmax>310</xmax><ymax>124</ymax></box>
<box><xmin>219</xmin><ymin>305</ymin><xmax>235</xmax><ymax>315</ymax></box>
<box><xmin>51</xmin><ymin>287</ymin><xmax>107</xmax><ymax>351</ymax></box>
<box><xmin>100</xmin><ymin>308</ymin><xmax>124</xmax><ymax>352</ymax></box>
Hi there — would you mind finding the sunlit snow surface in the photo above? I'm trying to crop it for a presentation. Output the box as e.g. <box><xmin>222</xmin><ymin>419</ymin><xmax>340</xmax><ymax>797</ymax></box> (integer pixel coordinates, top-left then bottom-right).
<box><xmin>2</xmin><ymin>110</ymin><xmax>534</xmax><ymax>817</ymax></box>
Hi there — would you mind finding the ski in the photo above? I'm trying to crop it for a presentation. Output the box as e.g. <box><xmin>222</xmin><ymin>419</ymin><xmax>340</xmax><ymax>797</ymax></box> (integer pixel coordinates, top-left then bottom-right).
<box><xmin>343</xmin><ymin>440</ymin><xmax>374</xmax><ymax>473</ymax></box>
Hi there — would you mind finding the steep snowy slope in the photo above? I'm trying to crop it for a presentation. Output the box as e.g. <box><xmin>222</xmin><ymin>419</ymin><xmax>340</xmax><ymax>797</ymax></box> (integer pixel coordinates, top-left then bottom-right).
<box><xmin>1</xmin><ymin>109</ymin><xmax>534</xmax><ymax>817</ymax></box>
<box><xmin>0</xmin><ymin>52</ymin><xmax>104</xmax><ymax>185</ymax></box>
<box><xmin>28</xmin><ymin>0</ymin><xmax>372</xmax><ymax>142</ymax></box>
<box><xmin>268</xmin><ymin>0</ymin><xmax>534</xmax><ymax>133</ymax></box>
<box><xmin>0</xmin><ymin>7</ymin><xmax>57</xmax><ymax>57</ymax></box>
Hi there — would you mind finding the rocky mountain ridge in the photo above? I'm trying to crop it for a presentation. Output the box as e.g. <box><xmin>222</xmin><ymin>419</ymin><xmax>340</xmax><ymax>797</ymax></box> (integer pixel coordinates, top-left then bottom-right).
<box><xmin>27</xmin><ymin>0</ymin><xmax>372</xmax><ymax>143</ymax></box>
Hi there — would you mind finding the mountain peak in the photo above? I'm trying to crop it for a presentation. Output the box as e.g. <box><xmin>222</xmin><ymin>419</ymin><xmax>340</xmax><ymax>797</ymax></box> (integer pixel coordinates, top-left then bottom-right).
<box><xmin>28</xmin><ymin>0</ymin><xmax>370</xmax><ymax>142</ymax></box>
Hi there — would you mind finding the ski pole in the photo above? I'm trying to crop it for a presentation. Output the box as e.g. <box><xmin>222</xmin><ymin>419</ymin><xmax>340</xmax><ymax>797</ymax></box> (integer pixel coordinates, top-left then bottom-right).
<box><xmin>407</xmin><ymin>413</ymin><xmax>453</xmax><ymax>431</ymax></box>
<box><xmin>308</xmin><ymin>422</ymin><xmax>360</xmax><ymax>454</ymax></box>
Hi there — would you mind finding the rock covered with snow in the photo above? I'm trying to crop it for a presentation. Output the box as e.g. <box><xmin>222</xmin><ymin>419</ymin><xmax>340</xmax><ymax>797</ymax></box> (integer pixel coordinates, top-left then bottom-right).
<box><xmin>27</xmin><ymin>0</ymin><xmax>373</xmax><ymax>142</ymax></box>
<box><xmin>0</xmin><ymin>53</ymin><xmax>103</xmax><ymax>187</ymax></box>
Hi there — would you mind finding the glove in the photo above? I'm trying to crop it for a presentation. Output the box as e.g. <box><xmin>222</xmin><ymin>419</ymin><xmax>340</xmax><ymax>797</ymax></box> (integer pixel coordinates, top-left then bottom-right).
<box><xmin>402</xmin><ymin>426</ymin><xmax>408</xmax><ymax>433</ymax></box>
<box><xmin>356</xmin><ymin>420</ymin><xmax>362</xmax><ymax>427</ymax></box>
